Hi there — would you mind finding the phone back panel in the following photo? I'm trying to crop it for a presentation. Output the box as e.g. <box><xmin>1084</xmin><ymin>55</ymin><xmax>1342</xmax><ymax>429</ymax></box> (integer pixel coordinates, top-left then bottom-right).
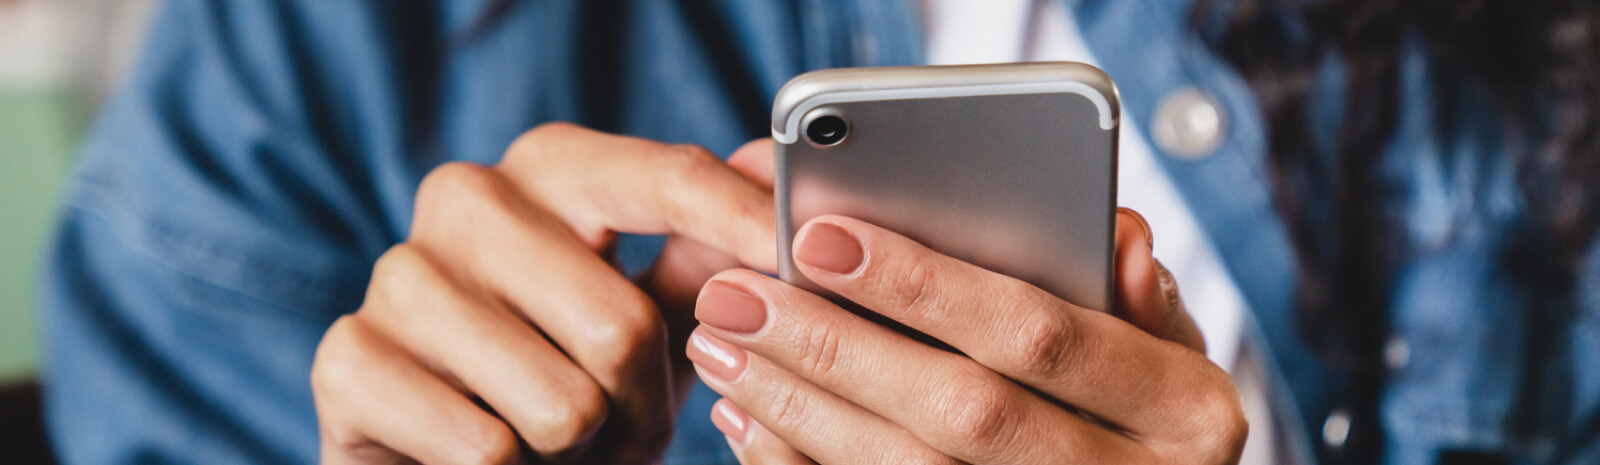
<box><xmin>775</xmin><ymin>63</ymin><xmax>1120</xmax><ymax>312</ymax></box>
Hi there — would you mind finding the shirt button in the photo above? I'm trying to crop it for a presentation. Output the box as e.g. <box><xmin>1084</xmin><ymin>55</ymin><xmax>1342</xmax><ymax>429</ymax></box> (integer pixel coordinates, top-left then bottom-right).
<box><xmin>1151</xmin><ymin>87</ymin><xmax>1226</xmax><ymax>159</ymax></box>
<box><xmin>1322</xmin><ymin>408</ymin><xmax>1352</xmax><ymax>449</ymax></box>
<box><xmin>1384</xmin><ymin>337</ymin><xmax>1411</xmax><ymax>370</ymax></box>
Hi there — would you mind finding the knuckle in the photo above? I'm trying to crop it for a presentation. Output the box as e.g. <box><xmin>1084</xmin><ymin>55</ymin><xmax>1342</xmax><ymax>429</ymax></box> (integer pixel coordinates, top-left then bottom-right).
<box><xmin>566</xmin><ymin>380</ymin><xmax>612</xmax><ymax>425</ymax></box>
<box><xmin>665</xmin><ymin>143</ymin><xmax>719</xmax><ymax>165</ymax></box>
<box><xmin>309</xmin><ymin>316</ymin><xmax>367</xmax><ymax>398</ymax></box>
<box><xmin>367</xmin><ymin>245</ymin><xmax>435</xmax><ymax>306</ymax></box>
<box><xmin>1003</xmin><ymin>306</ymin><xmax>1080</xmax><ymax>379</ymax></box>
<box><xmin>656</xmin><ymin>144</ymin><xmax>722</xmax><ymax>185</ymax></box>
<box><xmin>418</xmin><ymin>162</ymin><xmax>498</xmax><ymax>205</ymax></box>
<box><xmin>415</xmin><ymin>162</ymin><xmax>509</xmax><ymax>227</ymax></box>
<box><xmin>795</xmin><ymin>319</ymin><xmax>847</xmax><ymax>380</ymax></box>
<box><xmin>451</xmin><ymin>419</ymin><xmax>520</xmax><ymax>465</ymax></box>
<box><xmin>525</xmin><ymin>121</ymin><xmax>582</xmax><ymax>139</ymax></box>
<box><xmin>1186</xmin><ymin>370</ymin><xmax>1250</xmax><ymax>462</ymax></box>
<box><xmin>371</xmin><ymin>244</ymin><xmax>427</xmax><ymax>280</ymax></box>
<box><xmin>763</xmin><ymin>381</ymin><xmax>813</xmax><ymax>433</ymax></box>
<box><xmin>939</xmin><ymin>376</ymin><xmax>1018</xmax><ymax>453</ymax></box>
<box><xmin>585</xmin><ymin>290</ymin><xmax>666</xmax><ymax>372</ymax></box>
<box><xmin>532</xmin><ymin>382</ymin><xmax>609</xmax><ymax>453</ymax></box>
<box><xmin>507</xmin><ymin>121</ymin><xmax>582</xmax><ymax>163</ymax></box>
<box><xmin>887</xmin><ymin>254</ymin><xmax>943</xmax><ymax>324</ymax></box>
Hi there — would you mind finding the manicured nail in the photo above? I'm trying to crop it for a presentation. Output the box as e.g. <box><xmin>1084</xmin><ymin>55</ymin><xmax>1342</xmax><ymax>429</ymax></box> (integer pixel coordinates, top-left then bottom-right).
<box><xmin>796</xmin><ymin>222</ymin><xmax>863</xmax><ymax>274</ymax></box>
<box><xmin>687</xmin><ymin>331</ymin><xmax>747</xmax><ymax>382</ymax></box>
<box><xmin>696</xmin><ymin>280</ymin><xmax>767</xmax><ymax>333</ymax></box>
<box><xmin>711</xmin><ymin>399</ymin><xmax>750</xmax><ymax>444</ymax></box>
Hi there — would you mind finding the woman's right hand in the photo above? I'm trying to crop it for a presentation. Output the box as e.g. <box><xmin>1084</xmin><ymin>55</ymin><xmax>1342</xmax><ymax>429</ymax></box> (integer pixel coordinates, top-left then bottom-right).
<box><xmin>310</xmin><ymin>123</ymin><xmax>779</xmax><ymax>465</ymax></box>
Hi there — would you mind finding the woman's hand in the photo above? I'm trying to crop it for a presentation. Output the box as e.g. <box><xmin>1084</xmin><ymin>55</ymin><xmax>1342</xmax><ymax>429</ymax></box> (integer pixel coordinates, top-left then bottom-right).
<box><xmin>310</xmin><ymin>124</ymin><xmax>779</xmax><ymax>465</ymax></box>
<box><xmin>689</xmin><ymin>209</ymin><xmax>1247</xmax><ymax>464</ymax></box>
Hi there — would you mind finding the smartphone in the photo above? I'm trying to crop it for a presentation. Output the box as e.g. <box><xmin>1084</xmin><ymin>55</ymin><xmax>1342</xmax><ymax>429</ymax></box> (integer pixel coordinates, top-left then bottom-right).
<box><xmin>773</xmin><ymin>62</ymin><xmax>1120</xmax><ymax>312</ymax></box>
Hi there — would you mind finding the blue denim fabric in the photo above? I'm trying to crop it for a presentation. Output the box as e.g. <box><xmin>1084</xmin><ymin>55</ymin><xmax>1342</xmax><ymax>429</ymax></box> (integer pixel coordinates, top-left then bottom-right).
<box><xmin>1075</xmin><ymin>0</ymin><xmax>1600</xmax><ymax>463</ymax></box>
<box><xmin>39</xmin><ymin>0</ymin><xmax>1600</xmax><ymax>464</ymax></box>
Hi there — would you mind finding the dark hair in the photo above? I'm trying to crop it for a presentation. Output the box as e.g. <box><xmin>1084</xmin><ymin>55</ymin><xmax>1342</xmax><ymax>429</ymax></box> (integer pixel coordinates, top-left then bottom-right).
<box><xmin>1197</xmin><ymin>0</ymin><xmax>1599</xmax><ymax>461</ymax></box>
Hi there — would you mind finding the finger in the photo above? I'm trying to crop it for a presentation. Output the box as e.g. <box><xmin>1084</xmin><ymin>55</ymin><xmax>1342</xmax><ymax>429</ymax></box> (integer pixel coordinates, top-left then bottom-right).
<box><xmin>688</xmin><ymin>328</ymin><xmax>960</xmax><ymax>465</ymax></box>
<box><xmin>647</xmin><ymin>138</ymin><xmax>778</xmax><ymax>382</ymax></box>
<box><xmin>710</xmin><ymin>400</ymin><xmax>817</xmax><ymax>465</ymax></box>
<box><xmin>643</xmin><ymin>138</ymin><xmax>779</xmax><ymax>405</ymax></box>
<box><xmin>694</xmin><ymin>272</ymin><xmax>1153</xmax><ymax>464</ymax></box>
<box><xmin>1115</xmin><ymin>208</ymin><xmax>1204</xmax><ymax>352</ymax></box>
<box><xmin>360</xmin><ymin>246</ymin><xmax>609</xmax><ymax>460</ymax></box>
<box><xmin>647</xmin><ymin>138</ymin><xmax>776</xmax><ymax>315</ymax></box>
<box><xmin>648</xmin><ymin>236</ymin><xmax>742</xmax><ymax>314</ymax></box>
<box><xmin>409</xmin><ymin>164</ymin><xmax>677</xmax><ymax>460</ymax></box>
<box><xmin>643</xmin><ymin>235</ymin><xmax>740</xmax><ymax>404</ymax></box>
<box><xmin>313</xmin><ymin>315</ymin><xmax>520</xmax><ymax>465</ymax></box>
<box><xmin>499</xmin><ymin>123</ymin><xmax>778</xmax><ymax>272</ymax></box>
<box><xmin>727</xmin><ymin>139</ymin><xmax>776</xmax><ymax>189</ymax></box>
<box><xmin>788</xmin><ymin>216</ymin><xmax>1238</xmax><ymax>440</ymax></box>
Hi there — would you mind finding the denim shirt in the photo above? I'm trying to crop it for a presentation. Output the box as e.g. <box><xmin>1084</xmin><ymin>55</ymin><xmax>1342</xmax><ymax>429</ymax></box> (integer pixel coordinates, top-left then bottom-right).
<box><xmin>40</xmin><ymin>0</ymin><xmax>1600</xmax><ymax>464</ymax></box>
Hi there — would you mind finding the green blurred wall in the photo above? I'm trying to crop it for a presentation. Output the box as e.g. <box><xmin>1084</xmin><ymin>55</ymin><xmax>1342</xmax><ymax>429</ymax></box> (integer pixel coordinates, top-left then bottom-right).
<box><xmin>0</xmin><ymin>89</ymin><xmax>75</xmax><ymax>382</ymax></box>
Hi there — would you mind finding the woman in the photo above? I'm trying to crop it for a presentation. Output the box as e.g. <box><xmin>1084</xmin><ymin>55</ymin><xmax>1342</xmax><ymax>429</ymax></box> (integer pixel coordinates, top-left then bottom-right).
<box><xmin>41</xmin><ymin>0</ymin><xmax>1598</xmax><ymax>464</ymax></box>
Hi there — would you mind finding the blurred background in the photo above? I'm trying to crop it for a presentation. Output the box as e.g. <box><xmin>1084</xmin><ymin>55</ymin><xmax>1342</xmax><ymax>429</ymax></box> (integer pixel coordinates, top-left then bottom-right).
<box><xmin>1</xmin><ymin>0</ymin><xmax>158</xmax><ymax>460</ymax></box>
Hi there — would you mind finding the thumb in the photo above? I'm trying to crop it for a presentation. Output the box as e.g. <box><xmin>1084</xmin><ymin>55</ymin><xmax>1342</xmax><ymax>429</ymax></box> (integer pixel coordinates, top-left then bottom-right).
<box><xmin>1114</xmin><ymin>208</ymin><xmax>1206</xmax><ymax>353</ymax></box>
<box><xmin>726</xmin><ymin>139</ymin><xmax>776</xmax><ymax>189</ymax></box>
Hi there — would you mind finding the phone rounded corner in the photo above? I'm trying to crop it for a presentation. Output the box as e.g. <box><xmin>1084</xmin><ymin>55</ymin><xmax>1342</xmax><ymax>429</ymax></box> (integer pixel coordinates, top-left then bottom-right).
<box><xmin>1098</xmin><ymin>81</ymin><xmax>1123</xmax><ymax>131</ymax></box>
<box><xmin>771</xmin><ymin>70</ymin><xmax>836</xmax><ymax>144</ymax></box>
<box><xmin>1054</xmin><ymin>62</ymin><xmax>1121</xmax><ymax>131</ymax></box>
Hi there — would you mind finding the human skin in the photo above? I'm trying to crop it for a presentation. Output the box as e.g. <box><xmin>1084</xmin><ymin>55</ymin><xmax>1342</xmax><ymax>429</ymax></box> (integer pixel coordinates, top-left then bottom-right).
<box><xmin>311</xmin><ymin>123</ymin><xmax>781</xmax><ymax>465</ymax></box>
<box><xmin>310</xmin><ymin>123</ymin><xmax>1246</xmax><ymax>465</ymax></box>
<box><xmin>689</xmin><ymin>143</ymin><xmax>1244</xmax><ymax>464</ymax></box>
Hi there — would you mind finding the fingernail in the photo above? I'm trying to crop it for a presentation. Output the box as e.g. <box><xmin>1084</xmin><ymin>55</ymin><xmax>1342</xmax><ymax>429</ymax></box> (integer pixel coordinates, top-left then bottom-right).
<box><xmin>687</xmin><ymin>331</ymin><xmax>747</xmax><ymax>382</ymax></box>
<box><xmin>711</xmin><ymin>399</ymin><xmax>750</xmax><ymax>444</ymax></box>
<box><xmin>1120</xmin><ymin>207</ymin><xmax>1154</xmax><ymax>251</ymax></box>
<box><xmin>696</xmin><ymin>281</ymin><xmax>767</xmax><ymax>333</ymax></box>
<box><xmin>796</xmin><ymin>222</ymin><xmax>863</xmax><ymax>275</ymax></box>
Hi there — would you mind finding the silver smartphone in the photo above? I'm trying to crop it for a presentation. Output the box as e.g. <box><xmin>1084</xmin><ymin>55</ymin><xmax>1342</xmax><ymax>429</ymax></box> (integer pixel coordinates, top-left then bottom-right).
<box><xmin>773</xmin><ymin>62</ymin><xmax>1121</xmax><ymax>312</ymax></box>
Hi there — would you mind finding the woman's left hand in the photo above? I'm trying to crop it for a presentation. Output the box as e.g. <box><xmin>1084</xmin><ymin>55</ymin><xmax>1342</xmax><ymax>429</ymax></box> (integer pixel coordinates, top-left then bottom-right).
<box><xmin>688</xmin><ymin>208</ymin><xmax>1247</xmax><ymax>464</ymax></box>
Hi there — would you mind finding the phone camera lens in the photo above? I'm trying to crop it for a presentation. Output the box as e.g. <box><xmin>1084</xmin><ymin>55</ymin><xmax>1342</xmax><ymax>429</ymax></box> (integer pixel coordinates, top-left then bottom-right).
<box><xmin>805</xmin><ymin>114</ymin><xmax>849</xmax><ymax>146</ymax></box>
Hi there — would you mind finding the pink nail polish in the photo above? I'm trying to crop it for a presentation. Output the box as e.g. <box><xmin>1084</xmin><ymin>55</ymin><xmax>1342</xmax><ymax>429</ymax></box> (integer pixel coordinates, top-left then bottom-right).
<box><xmin>696</xmin><ymin>281</ymin><xmax>767</xmax><ymax>334</ymax></box>
<box><xmin>687</xmin><ymin>331</ymin><xmax>747</xmax><ymax>382</ymax></box>
<box><xmin>796</xmin><ymin>221</ymin><xmax>863</xmax><ymax>275</ymax></box>
<box><xmin>711</xmin><ymin>399</ymin><xmax>750</xmax><ymax>443</ymax></box>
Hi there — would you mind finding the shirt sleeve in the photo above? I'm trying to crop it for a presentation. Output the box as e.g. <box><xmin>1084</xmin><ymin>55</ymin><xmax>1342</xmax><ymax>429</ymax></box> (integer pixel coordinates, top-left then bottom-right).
<box><xmin>38</xmin><ymin>1</ymin><xmax>415</xmax><ymax>463</ymax></box>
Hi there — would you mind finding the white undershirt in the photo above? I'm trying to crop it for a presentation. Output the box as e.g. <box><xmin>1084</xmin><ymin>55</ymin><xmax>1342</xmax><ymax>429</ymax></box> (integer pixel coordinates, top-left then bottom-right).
<box><xmin>922</xmin><ymin>1</ymin><xmax>1275</xmax><ymax>463</ymax></box>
